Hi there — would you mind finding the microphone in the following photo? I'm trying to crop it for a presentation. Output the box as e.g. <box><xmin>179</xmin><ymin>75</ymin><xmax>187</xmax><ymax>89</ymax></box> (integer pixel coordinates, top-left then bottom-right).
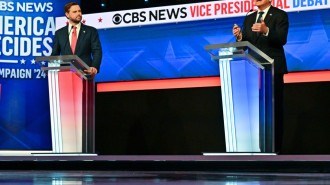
<box><xmin>68</xmin><ymin>25</ymin><xmax>74</xmax><ymax>35</ymax></box>
<box><xmin>61</xmin><ymin>25</ymin><xmax>74</xmax><ymax>67</ymax></box>
<box><xmin>64</xmin><ymin>25</ymin><xmax>74</xmax><ymax>54</ymax></box>
<box><xmin>241</xmin><ymin>9</ymin><xmax>254</xmax><ymax>31</ymax></box>
<box><xmin>246</xmin><ymin>9</ymin><xmax>254</xmax><ymax>16</ymax></box>
<box><xmin>235</xmin><ymin>9</ymin><xmax>254</xmax><ymax>40</ymax></box>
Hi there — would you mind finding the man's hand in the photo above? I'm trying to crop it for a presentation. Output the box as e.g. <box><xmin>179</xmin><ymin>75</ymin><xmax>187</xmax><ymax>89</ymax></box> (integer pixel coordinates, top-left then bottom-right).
<box><xmin>252</xmin><ymin>18</ymin><xmax>269</xmax><ymax>34</ymax></box>
<box><xmin>233</xmin><ymin>24</ymin><xmax>242</xmax><ymax>40</ymax></box>
<box><xmin>84</xmin><ymin>67</ymin><xmax>98</xmax><ymax>76</ymax></box>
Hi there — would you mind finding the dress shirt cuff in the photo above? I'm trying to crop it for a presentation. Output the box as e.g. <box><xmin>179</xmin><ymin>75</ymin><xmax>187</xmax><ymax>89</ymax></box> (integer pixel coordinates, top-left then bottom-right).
<box><xmin>236</xmin><ymin>36</ymin><xmax>242</xmax><ymax>42</ymax></box>
<box><xmin>263</xmin><ymin>27</ymin><xmax>270</xmax><ymax>36</ymax></box>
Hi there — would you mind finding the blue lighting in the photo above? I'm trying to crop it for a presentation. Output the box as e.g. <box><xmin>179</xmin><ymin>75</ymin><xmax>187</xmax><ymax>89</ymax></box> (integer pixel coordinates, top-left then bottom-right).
<box><xmin>95</xmin><ymin>10</ymin><xmax>330</xmax><ymax>83</ymax></box>
<box><xmin>101</xmin><ymin>3</ymin><xmax>105</xmax><ymax>7</ymax></box>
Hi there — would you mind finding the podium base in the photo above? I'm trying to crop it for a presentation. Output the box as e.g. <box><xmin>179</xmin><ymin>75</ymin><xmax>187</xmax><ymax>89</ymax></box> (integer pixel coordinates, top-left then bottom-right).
<box><xmin>31</xmin><ymin>153</ymin><xmax>98</xmax><ymax>156</ymax></box>
<box><xmin>203</xmin><ymin>153</ymin><xmax>277</xmax><ymax>156</ymax></box>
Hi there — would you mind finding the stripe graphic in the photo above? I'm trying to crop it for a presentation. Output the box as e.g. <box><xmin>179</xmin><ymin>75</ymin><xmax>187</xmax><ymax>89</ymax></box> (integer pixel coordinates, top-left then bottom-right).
<box><xmin>0</xmin><ymin>60</ymin><xmax>18</xmax><ymax>63</ymax></box>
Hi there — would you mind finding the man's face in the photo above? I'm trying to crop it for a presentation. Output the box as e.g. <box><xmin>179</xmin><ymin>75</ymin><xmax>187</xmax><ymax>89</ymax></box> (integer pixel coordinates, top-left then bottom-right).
<box><xmin>254</xmin><ymin>0</ymin><xmax>272</xmax><ymax>10</ymax></box>
<box><xmin>66</xmin><ymin>5</ymin><xmax>82</xmax><ymax>24</ymax></box>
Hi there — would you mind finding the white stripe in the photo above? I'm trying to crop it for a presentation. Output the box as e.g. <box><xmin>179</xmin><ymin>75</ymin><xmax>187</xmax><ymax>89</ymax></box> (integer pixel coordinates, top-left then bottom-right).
<box><xmin>48</xmin><ymin>70</ymin><xmax>56</xmax><ymax>153</ymax></box>
<box><xmin>0</xmin><ymin>60</ymin><xmax>18</xmax><ymax>63</ymax></box>
<box><xmin>54</xmin><ymin>71</ymin><xmax>63</xmax><ymax>153</ymax></box>
<box><xmin>56</xmin><ymin>0</ymin><xmax>330</xmax><ymax>30</ymax></box>
<box><xmin>219</xmin><ymin>49</ymin><xmax>237</xmax><ymax>152</ymax></box>
<box><xmin>203</xmin><ymin>152</ymin><xmax>276</xmax><ymax>156</ymax></box>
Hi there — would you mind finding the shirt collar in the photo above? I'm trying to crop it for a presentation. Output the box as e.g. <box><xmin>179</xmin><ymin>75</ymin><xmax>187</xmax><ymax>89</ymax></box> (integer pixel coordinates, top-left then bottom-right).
<box><xmin>68</xmin><ymin>22</ymin><xmax>81</xmax><ymax>31</ymax></box>
<box><xmin>258</xmin><ymin>5</ymin><xmax>271</xmax><ymax>15</ymax></box>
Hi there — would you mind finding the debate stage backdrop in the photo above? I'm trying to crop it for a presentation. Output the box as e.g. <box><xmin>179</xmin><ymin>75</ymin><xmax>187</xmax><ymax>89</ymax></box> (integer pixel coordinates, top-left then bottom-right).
<box><xmin>0</xmin><ymin>0</ymin><xmax>79</xmax><ymax>150</ymax></box>
<box><xmin>95</xmin><ymin>8</ymin><xmax>330</xmax><ymax>82</ymax></box>
<box><xmin>91</xmin><ymin>1</ymin><xmax>330</xmax><ymax>82</ymax></box>
<box><xmin>1</xmin><ymin>0</ymin><xmax>330</xmax><ymax>150</ymax></box>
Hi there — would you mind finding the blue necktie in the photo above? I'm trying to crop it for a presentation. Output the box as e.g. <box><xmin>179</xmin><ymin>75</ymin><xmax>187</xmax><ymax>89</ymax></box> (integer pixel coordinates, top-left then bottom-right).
<box><xmin>257</xmin><ymin>11</ymin><xmax>264</xmax><ymax>23</ymax></box>
<box><xmin>257</xmin><ymin>11</ymin><xmax>264</xmax><ymax>36</ymax></box>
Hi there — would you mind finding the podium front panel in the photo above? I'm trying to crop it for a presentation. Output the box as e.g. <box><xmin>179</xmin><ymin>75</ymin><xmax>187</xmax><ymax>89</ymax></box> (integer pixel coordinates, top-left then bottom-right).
<box><xmin>36</xmin><ymin>55</ymin><xmax>95</xmax><ymax>154</ymax></box>
<box><xmin>206</xmin><ymin>42</ymin><xmax>274</xmax><ymax>153</ymax></box>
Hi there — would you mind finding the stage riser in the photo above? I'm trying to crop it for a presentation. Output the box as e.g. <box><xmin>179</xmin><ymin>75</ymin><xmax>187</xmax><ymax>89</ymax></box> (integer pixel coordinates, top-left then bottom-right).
<box><xmin>95</xmin><ymin>82</ymin><xmax>330</xmax><ymax>155</ymax></box>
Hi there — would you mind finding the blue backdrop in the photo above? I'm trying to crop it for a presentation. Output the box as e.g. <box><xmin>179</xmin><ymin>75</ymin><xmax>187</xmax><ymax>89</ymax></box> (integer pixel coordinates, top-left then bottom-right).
<box><xmin>1</xmin><ymin>4</ymin><xmax>329</xmax><ymax>150</ymax></box>
<box><xmin>96</xmin><ymin>9</ymin><xmax>330</xmax><ymax>82</ymax></box>
<box><xmin>0</xmin><ymin>0</ymin><xmax>78</xmax><ymax>150</ymax></box>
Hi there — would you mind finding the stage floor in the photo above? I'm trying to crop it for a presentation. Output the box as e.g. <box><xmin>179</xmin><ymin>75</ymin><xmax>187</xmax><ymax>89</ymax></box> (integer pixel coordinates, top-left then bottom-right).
<box><xmin>1</xmin><ymin>155</ymin><xmax>330</xmax><ymax>172</ymax></box>
<box><xmin>1</xmin><ymin>154</ymin><xmax>330</xmax><ymax>161</ymax></box>
<box><xmin>1</xmin><ymin>170</ymin><xmax>330</xmax><ymax>184</ymax></box>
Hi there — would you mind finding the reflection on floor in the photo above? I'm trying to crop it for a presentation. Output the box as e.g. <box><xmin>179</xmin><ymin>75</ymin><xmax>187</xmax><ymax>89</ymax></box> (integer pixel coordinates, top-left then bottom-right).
<box><xmin>1</xmin><ymin>171</ymin><xmax>330</xmax><ymax>184</ymax></box>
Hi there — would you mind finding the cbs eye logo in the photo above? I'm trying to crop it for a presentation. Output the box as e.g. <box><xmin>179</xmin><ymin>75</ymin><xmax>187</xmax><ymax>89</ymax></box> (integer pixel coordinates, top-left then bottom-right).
<box><xmin>112</xmin><ymin>14</ymin><xmax>122</xmax><ymax>25</ymax></box>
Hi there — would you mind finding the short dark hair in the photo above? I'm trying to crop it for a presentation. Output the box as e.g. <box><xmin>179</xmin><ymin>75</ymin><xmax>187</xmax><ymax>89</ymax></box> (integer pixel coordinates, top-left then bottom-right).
<box><xmin>64</xmin><ymin>2</ymin><xmax>79</xmax><ymax>13</ymax></box>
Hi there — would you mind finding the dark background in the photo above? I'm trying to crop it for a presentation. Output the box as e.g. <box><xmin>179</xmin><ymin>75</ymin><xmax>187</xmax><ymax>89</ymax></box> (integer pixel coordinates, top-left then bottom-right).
<box><xmin>95</xmin><ymin>82</ymin><xmax>330</xmax><ymax>155</ymax></box>
<box><xmin>78</xmin><ymin>1</ymin><xmax>330</xmax><ymax>155</ymax></box>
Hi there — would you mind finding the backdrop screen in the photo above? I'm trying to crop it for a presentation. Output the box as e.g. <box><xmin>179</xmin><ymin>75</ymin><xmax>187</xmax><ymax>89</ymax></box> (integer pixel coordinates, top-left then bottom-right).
<box><xmin>0</xmin><ymin>0</ymin><xmax>78</xmax><ymax>150</ymax></box>
<box><xmin>96</xmin><ymin>9</ymin><xmax>330</xmax><ymax>82</ymax></box>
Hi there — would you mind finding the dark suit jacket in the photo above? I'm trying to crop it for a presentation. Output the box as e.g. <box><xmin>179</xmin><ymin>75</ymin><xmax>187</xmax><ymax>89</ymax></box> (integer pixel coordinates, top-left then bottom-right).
<box><xmin>51</xmin><ymin>23</ymin><xmax>102</xmax><ymax>72</ymax></box>
<box><xmin>241</xmin><ymin>6</ymin><xmax>289</xmax><ymax>74</ymax></box>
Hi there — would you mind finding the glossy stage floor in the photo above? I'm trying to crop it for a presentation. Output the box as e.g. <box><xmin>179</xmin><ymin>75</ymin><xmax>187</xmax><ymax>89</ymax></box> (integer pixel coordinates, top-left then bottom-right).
<box><xmin>1</xmin><ymin>155</ymin><xmax>330</xmax><ymax>184</ymax></box>
<box><xmin>2</xmin><ymin>171</ymin><xmax>330</xmax><ymax>184</ymax></box>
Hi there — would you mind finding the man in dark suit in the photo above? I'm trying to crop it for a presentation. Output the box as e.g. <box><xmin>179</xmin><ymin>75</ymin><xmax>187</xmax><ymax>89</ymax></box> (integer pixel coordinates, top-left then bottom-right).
<box><xmin>232</xmin><ymin>0</ymin><xmax>289</xmax><ymax>153</ymax></box>
<box><xmin>51</xmin><ymin>2</ymin><xmax>102</xmax><ymax>76</ymax></box>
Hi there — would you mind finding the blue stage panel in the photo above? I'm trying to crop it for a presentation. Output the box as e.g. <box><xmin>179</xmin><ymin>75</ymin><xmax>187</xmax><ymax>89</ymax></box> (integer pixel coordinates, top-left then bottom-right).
<box><xmin>96</xmin><ymin>9</ymin><xmax>330</xmax><ymax>83</ymax></box>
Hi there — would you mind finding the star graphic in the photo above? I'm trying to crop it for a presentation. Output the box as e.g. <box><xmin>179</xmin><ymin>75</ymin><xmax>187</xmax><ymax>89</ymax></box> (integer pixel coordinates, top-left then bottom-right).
<box><xmin>284</xmin><ymin>16</ymin><xmax>330</xmax><ymax>71</ymax></box>
<box><xmin>31</xmin><ymin>59</ymin><xmax>36</xmax><ymax>65</ymax></box>
<box><xmin>163</xmin><ymin>41</ymin><xmax>195</xmax><ymax>70</ymax></box>
<box><xmin>41</xmin><ymin>61</ymin><xmax>46</xmax><ymax>65</ymax></box>
<box><xmin>98</xmin><ymin>17</ymin><xmax>102</xmax><ymax>22</ymax></box>
<box><xmin>141</xmin><ymin>41</ymin><xmax>195</xmax><ymax>78</ymax></box>
<box><xmin>20</xmin><ymin>59</ymin><xmax>26</xmax><ymax>64</ymax></box>
<box><xmin>82</xmin><ymin>19</ymin><xmax>86</xmax><ymax>24</ymax></box>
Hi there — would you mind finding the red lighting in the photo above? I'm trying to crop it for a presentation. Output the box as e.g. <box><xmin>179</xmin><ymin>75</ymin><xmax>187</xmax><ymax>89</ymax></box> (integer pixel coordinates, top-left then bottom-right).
<box><xmin>97</xmin><ymin>71</ymin><xmax>330</xmax><ymax>92</ymax></box>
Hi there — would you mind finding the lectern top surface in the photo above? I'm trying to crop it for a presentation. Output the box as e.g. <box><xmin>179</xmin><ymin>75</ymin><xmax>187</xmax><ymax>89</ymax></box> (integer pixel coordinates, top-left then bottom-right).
<box><xmin>35</xmin><ymin>55</ymin><xmax>93</xmax><ymax>80</ymax></box>
<box><xmin>205</xmin><ymin>41</ymin><xmax>274</xmax><ymax>65</ymax></box>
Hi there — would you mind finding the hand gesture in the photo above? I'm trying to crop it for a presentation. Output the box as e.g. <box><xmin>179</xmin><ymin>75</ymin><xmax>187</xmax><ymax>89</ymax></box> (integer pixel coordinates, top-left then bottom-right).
<box><xmin>252</xmin><ymin>18</ymin><xmax>269</xmax><ymax>34</ymax></box>
<box><xmin>84</xmin><ymin>67</ymin><xmax>98</xmax><ymax>76</ymax></box>
<box><xmin>233</xmin><ymin>24</ymin><xmax>242</xmax><ymax>40</ymax></box>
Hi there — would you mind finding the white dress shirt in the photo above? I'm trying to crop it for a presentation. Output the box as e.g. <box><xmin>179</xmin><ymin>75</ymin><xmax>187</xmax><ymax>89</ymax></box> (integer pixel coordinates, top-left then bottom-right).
<box><xmin>256</xmin><ymin>5</ymin><xmax>271</xmax><ymax>36</ymax></box>
<box><xmin>237</xmin><ymin>5</ymin><xmax>271</xmax><ymax>41</ymax></box>
<box><xmin>68</xmin><ymin>22</ymin><xmax>81</xmax><ymax>46</ymax></box>
<box><xmin>255</xmin><ymin>5</ymin><xmax>271</xmax><ymax>23</ymax></box>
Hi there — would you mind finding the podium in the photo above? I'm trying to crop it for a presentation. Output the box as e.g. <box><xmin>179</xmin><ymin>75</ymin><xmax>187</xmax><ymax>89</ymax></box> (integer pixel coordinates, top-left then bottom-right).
<box><xmin>205</xmin><ymin>41</ymin><xmax>274</xmax><ymax>153</ymax></box>
<box><xmin>36</xmin><ymin>55</ymin><xmax>95</xmax><ymax>154</ymax></box>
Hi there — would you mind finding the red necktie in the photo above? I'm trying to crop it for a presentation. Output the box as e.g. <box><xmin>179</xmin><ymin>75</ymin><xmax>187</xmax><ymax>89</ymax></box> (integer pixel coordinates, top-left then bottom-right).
<box><xmin>71</xmin><ymin>26</ymin><xmax>77</xmax><ymax>54</ymax></box>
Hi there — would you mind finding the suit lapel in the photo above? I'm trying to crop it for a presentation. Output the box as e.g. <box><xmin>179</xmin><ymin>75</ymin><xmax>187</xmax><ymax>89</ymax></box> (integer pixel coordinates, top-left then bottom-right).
<box><xmin>74</xmin><ymin>24</ymin><xmax>86</xmax><ymax>55</ymax></box>
<box><xmin>264</xmin><ymin>6</ymin><xmax>274</xmax><ymax>25</ymax></box>
<box><xmin>255</xmin><ymin>6</ymin><xmax>274</xmax><ymax>41</ymax></box>
<box><xmin>249</xmin><ymin>12</ymin><xmax>258</xmax><ymax>43</ymax></box>
<box><xmin>64</xmin><ymin>25</ymin><xmax>73</xmax><ymax>55</ymax></box>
